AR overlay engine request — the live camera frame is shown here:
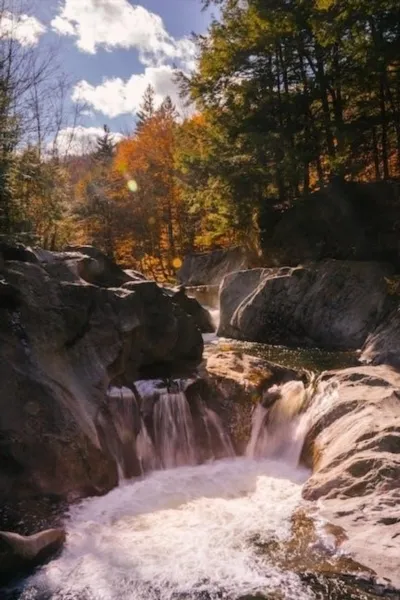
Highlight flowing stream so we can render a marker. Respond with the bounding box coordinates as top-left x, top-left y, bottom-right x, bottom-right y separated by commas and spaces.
9, 376, 349, 600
